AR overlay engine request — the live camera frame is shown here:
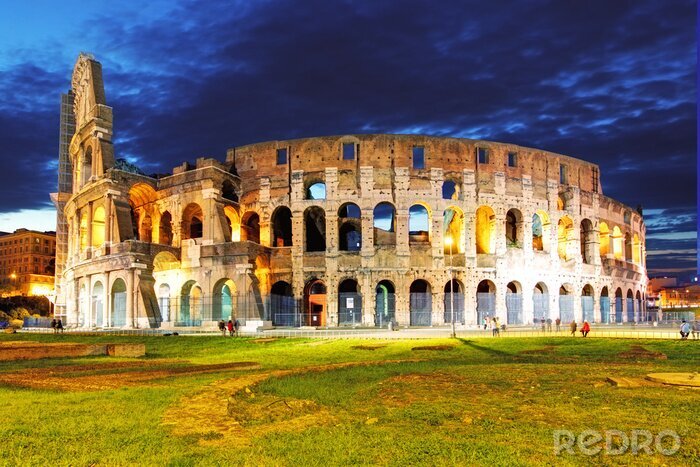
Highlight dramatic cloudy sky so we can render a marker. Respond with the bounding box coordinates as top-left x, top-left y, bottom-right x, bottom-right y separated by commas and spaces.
0, 0, 695, 277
